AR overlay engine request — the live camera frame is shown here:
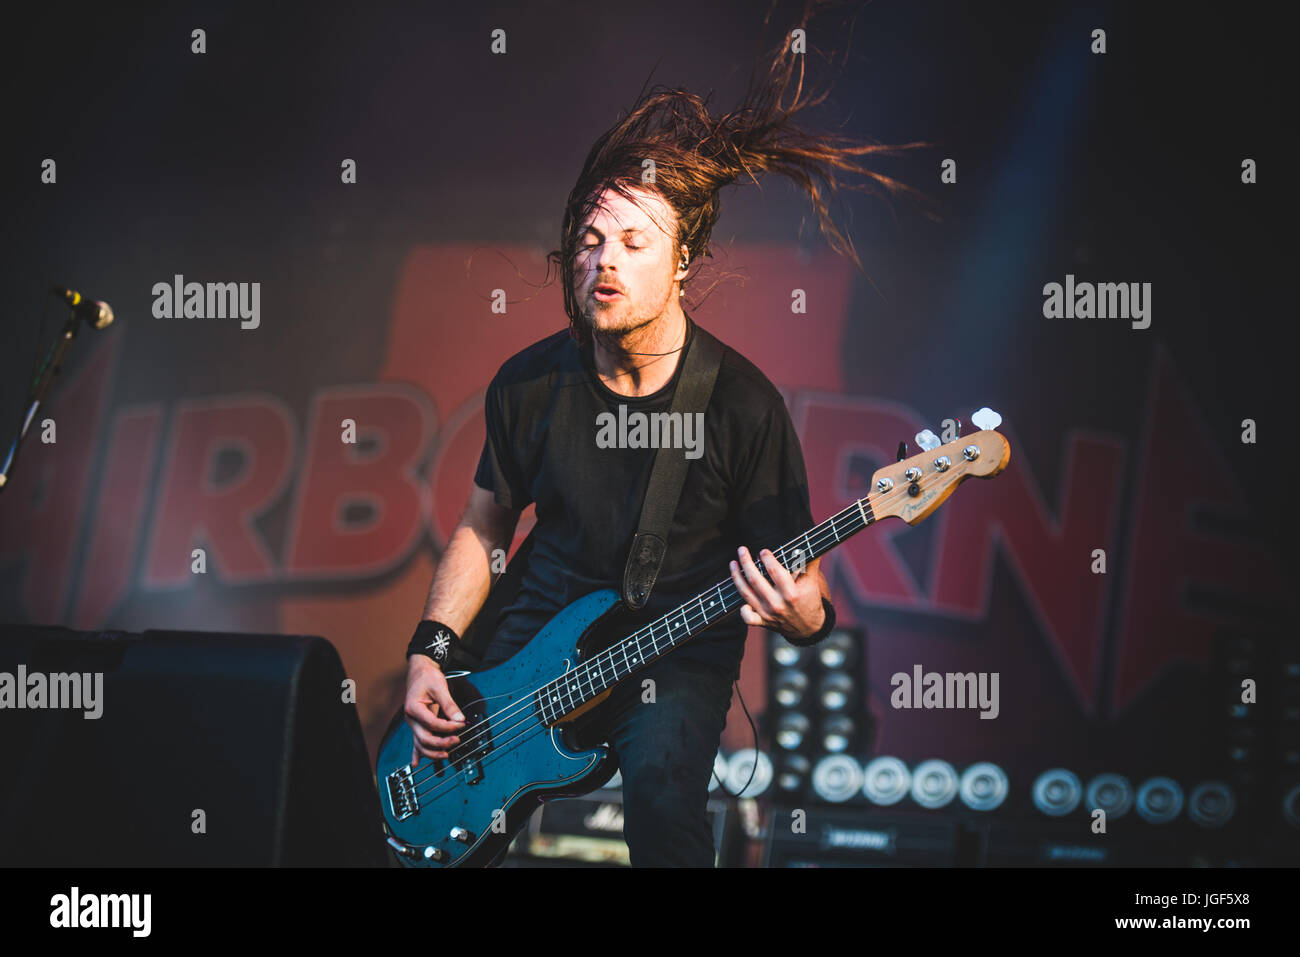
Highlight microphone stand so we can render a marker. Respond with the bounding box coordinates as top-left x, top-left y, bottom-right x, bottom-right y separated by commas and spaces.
0, 308, 86, 492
